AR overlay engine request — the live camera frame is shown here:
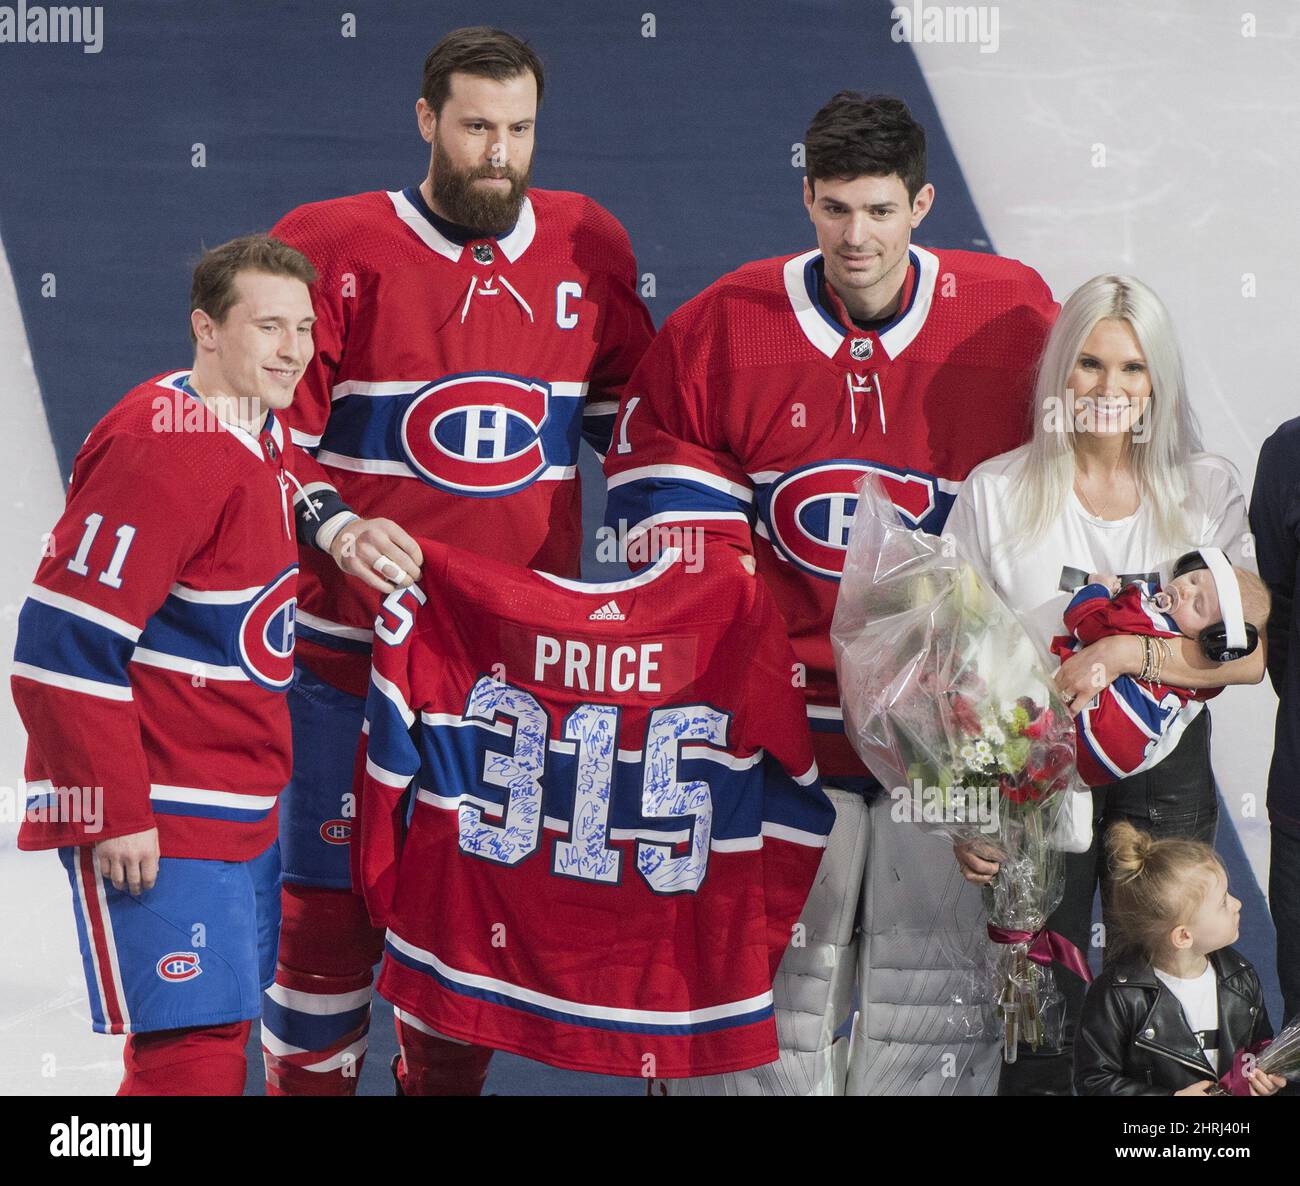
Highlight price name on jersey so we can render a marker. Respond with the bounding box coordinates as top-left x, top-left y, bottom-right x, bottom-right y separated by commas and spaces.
534, 634, 662, 693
